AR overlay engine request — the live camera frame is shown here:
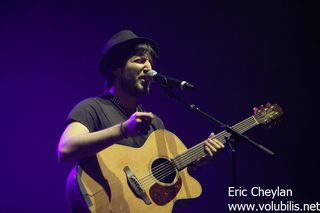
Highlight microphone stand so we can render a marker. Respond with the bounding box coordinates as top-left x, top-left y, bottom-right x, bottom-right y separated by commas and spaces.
164, 89, 274, 208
